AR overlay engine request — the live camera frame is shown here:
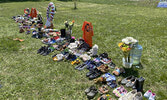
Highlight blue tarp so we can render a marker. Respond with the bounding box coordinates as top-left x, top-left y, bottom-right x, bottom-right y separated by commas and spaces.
157, 2, 167, 8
